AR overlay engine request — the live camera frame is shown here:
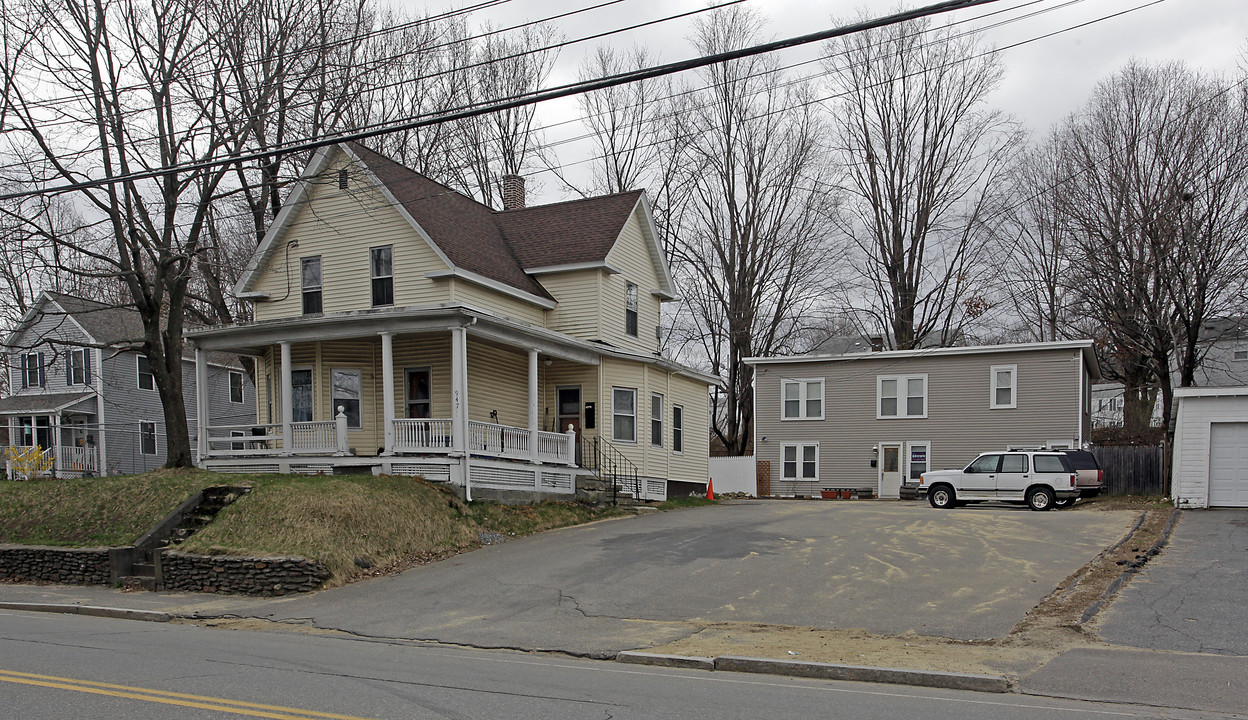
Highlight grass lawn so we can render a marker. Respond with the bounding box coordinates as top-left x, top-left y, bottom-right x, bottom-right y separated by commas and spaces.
1, 468, 663, 585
